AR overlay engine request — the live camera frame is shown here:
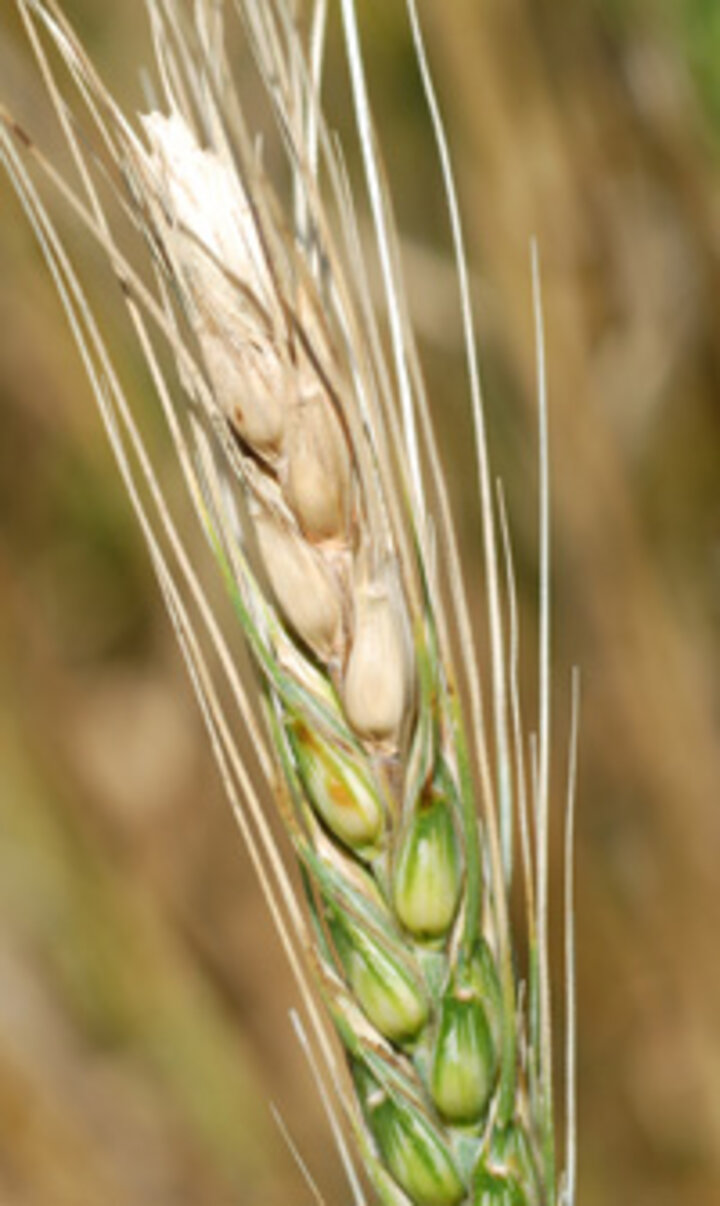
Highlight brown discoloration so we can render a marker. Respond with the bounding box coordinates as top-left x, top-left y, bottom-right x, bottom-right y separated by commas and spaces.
292, 719, 313, 750
12, 120, 33, 150
295, 722, 352, 810
327, 776, 355, 812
